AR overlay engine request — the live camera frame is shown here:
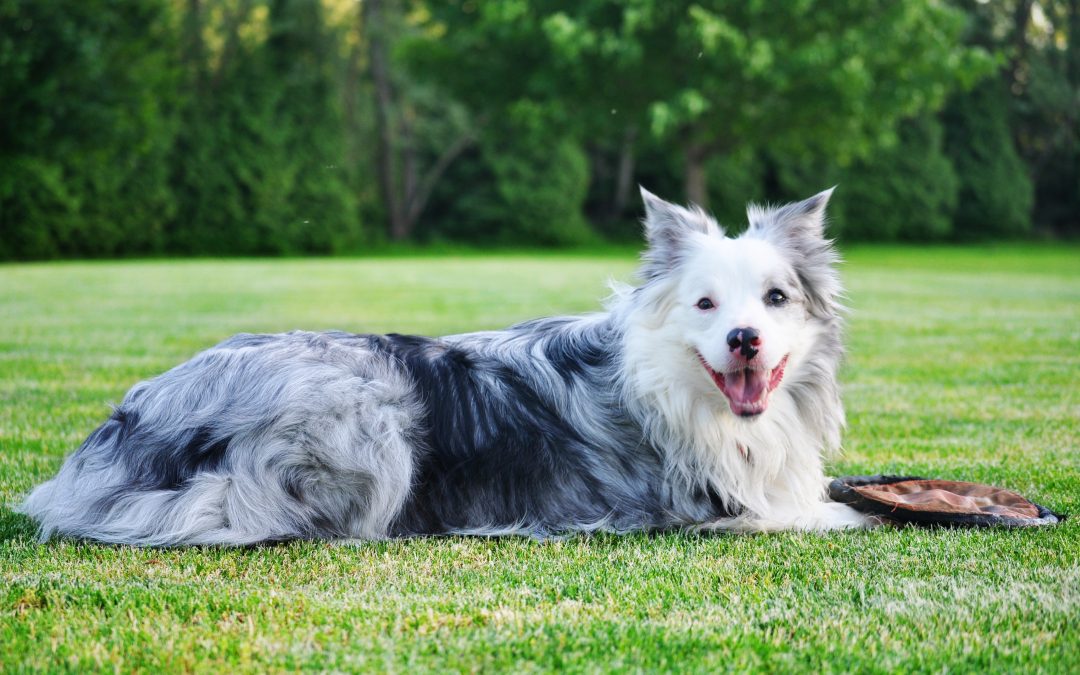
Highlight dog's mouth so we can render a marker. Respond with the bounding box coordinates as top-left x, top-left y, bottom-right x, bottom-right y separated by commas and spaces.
697, 353, 789, 418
